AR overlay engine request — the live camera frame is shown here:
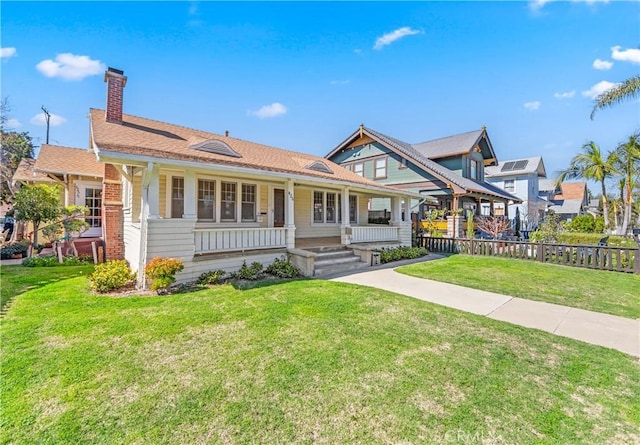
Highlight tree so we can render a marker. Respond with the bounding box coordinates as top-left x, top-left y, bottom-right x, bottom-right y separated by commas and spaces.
610, 133, 640, 235
557, 141, 615, 231
12, 184, 61, 247
475, 215, 510, 239
591, 75, 640, 119
1, 99, 35, 203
